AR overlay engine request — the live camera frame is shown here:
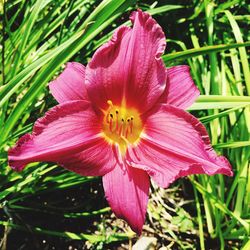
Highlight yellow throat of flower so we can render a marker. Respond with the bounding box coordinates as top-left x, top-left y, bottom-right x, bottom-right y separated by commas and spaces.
102, 100, 143, 154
